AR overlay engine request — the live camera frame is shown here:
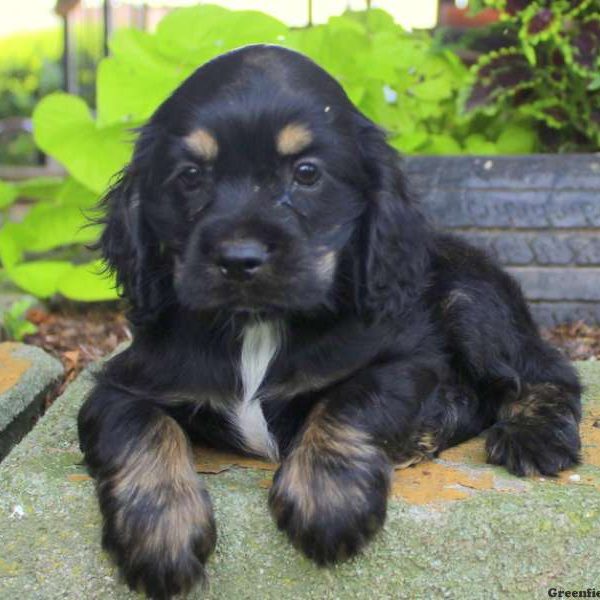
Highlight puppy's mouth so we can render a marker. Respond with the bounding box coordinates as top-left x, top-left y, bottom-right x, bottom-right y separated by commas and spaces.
173, 265, 292, 313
